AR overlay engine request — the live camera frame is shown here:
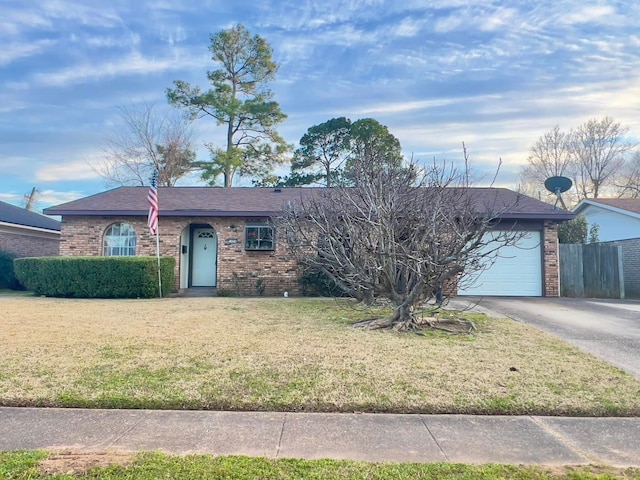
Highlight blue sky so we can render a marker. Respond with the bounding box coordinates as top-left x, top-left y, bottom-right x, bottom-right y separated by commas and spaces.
1, 0, 639, 210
